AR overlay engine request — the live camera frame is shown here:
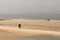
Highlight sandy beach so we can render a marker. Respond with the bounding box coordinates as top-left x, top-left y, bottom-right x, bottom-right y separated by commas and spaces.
0, 26, 60, 36
0, 19, 60, 40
